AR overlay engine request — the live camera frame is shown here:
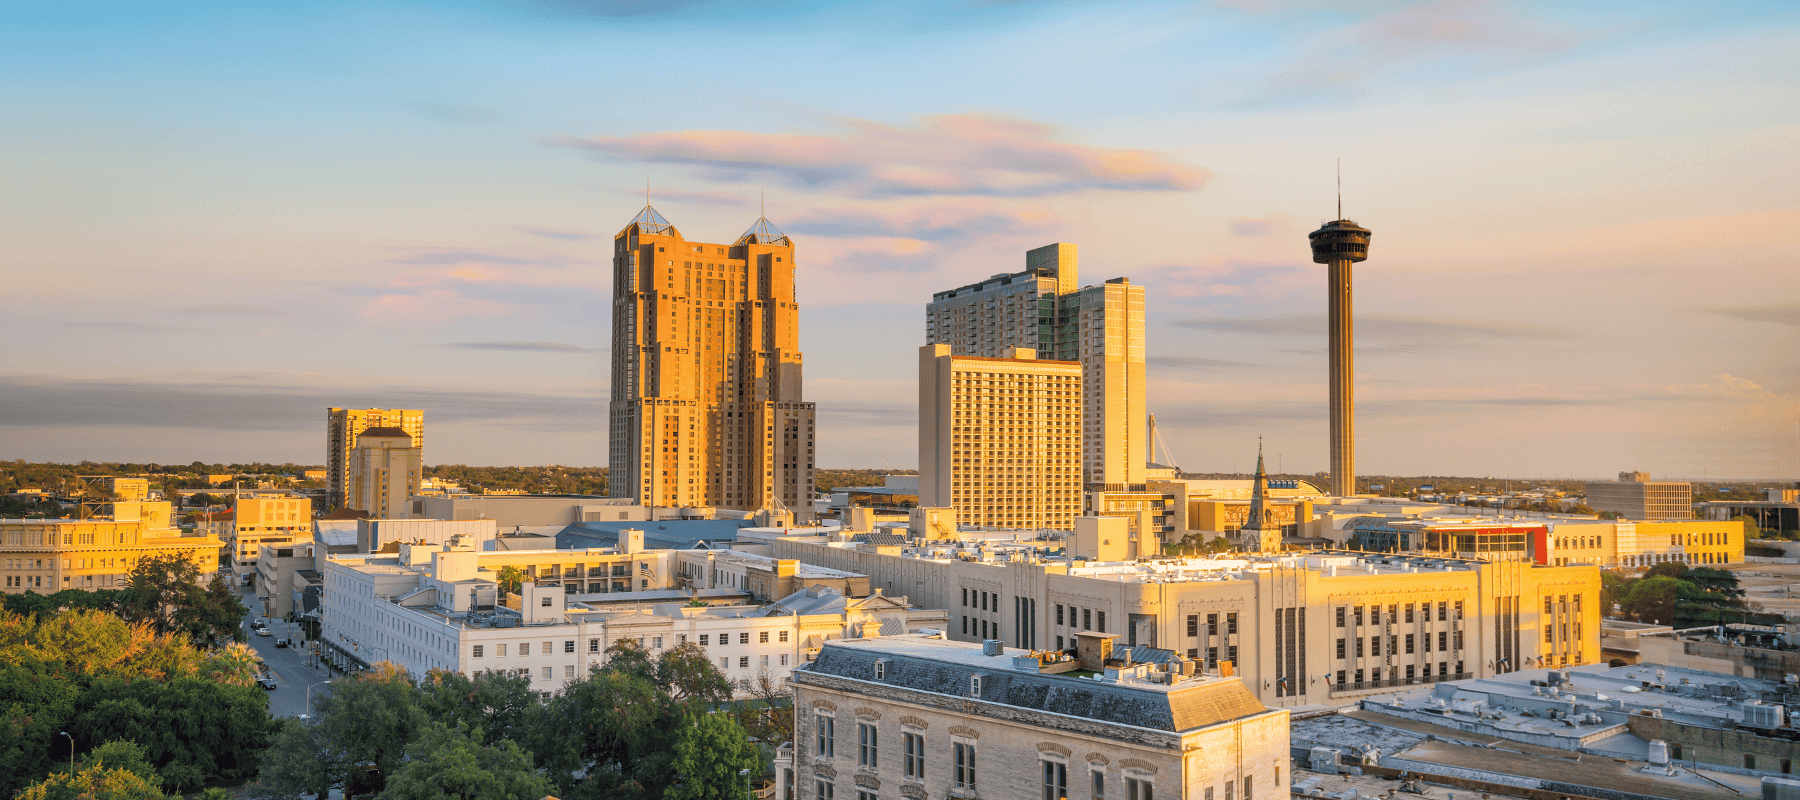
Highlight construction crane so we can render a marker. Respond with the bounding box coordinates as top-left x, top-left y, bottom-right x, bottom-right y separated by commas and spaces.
1148, 413, 1182, 475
